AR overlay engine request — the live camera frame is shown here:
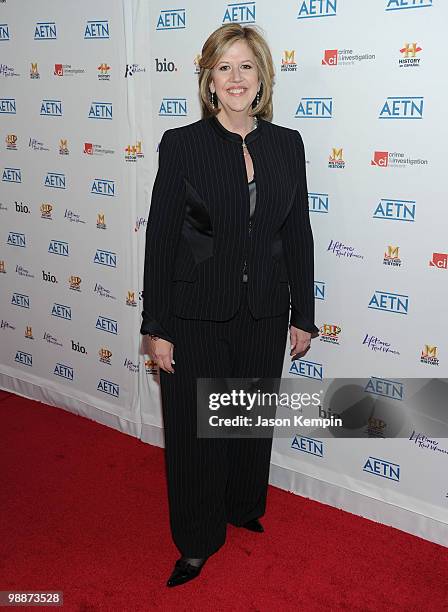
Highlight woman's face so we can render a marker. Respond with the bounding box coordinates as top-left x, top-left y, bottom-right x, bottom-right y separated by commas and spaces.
209, 39, 260, 116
